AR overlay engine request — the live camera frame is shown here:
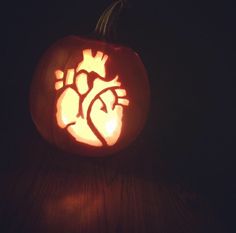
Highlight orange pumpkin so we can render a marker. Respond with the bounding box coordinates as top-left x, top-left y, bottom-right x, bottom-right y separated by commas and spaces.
30, 36, 150, 156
